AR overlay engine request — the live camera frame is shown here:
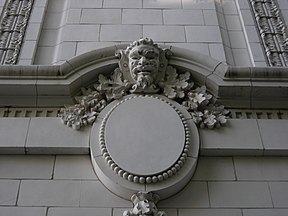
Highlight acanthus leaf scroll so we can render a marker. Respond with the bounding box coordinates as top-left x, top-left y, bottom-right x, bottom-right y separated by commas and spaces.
59, 38, 230, 130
